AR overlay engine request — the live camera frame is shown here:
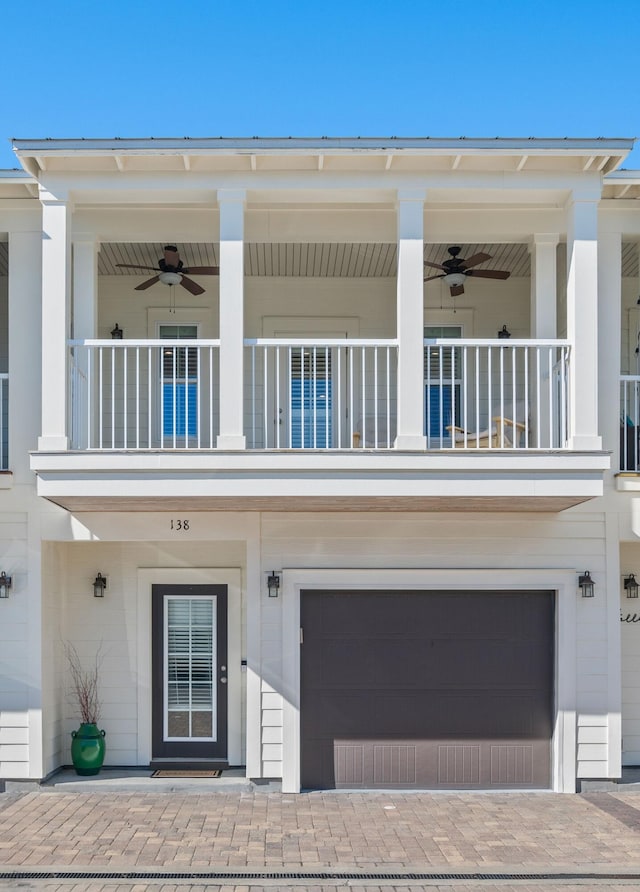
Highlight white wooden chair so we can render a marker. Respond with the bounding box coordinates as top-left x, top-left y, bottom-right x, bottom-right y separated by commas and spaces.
447, 416, 527, 448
